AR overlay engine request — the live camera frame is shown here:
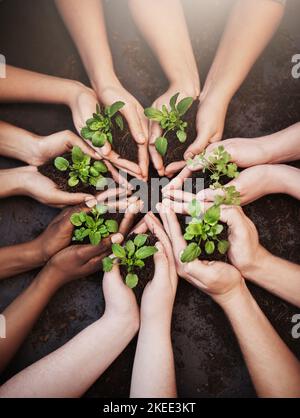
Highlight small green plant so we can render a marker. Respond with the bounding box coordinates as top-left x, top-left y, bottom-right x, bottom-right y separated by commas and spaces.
70, 204, 118, 246
102, 234, 158, 288
54, 146, 108, 188
144, 93, 193, 156
188, 145, 239, 187
81, 102, 125, 148
180, 199, 229, 263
